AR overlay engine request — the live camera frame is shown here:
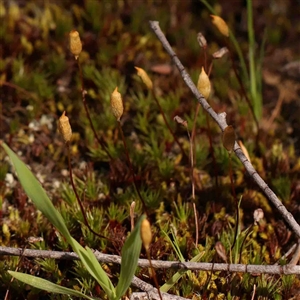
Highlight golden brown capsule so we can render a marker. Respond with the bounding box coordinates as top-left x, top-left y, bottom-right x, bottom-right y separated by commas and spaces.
58, 111, 72, 143
197, 67, 211, 99
222, 125, 236, 152
141, 218, 152, 251
69, 30, 82, 59
135, 66, 153, 90
110, 87, 124, 121
211, 15, 229, 37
